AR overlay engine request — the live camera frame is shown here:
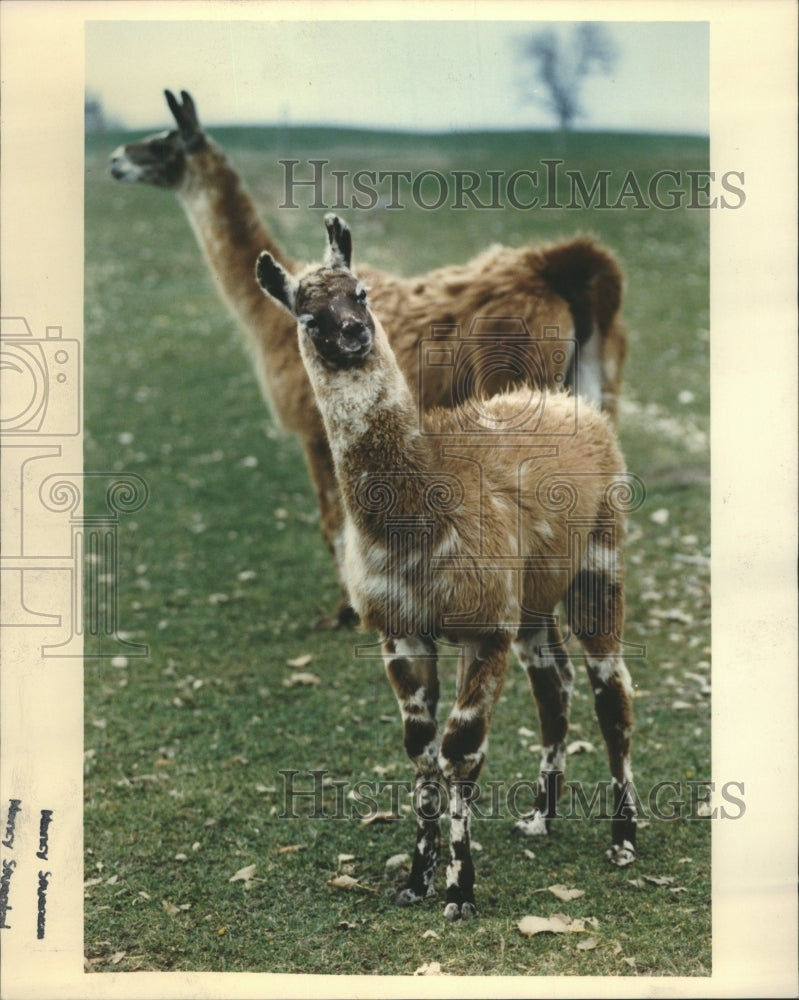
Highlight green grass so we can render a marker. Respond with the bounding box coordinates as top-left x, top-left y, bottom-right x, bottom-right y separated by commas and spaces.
83, 126, 710, 976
